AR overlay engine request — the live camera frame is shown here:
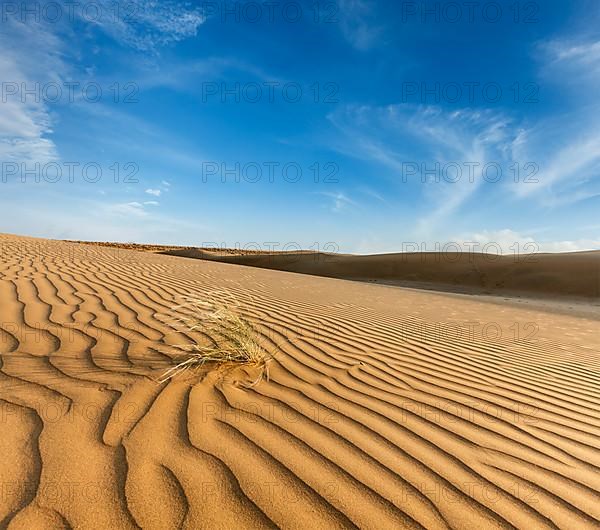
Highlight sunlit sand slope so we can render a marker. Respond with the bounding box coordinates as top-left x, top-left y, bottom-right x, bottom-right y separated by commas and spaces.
0, 234, 599, 529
